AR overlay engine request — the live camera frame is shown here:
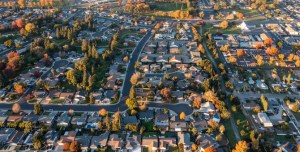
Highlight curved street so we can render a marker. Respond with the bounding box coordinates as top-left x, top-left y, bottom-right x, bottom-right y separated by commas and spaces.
0, 30, 194, 115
